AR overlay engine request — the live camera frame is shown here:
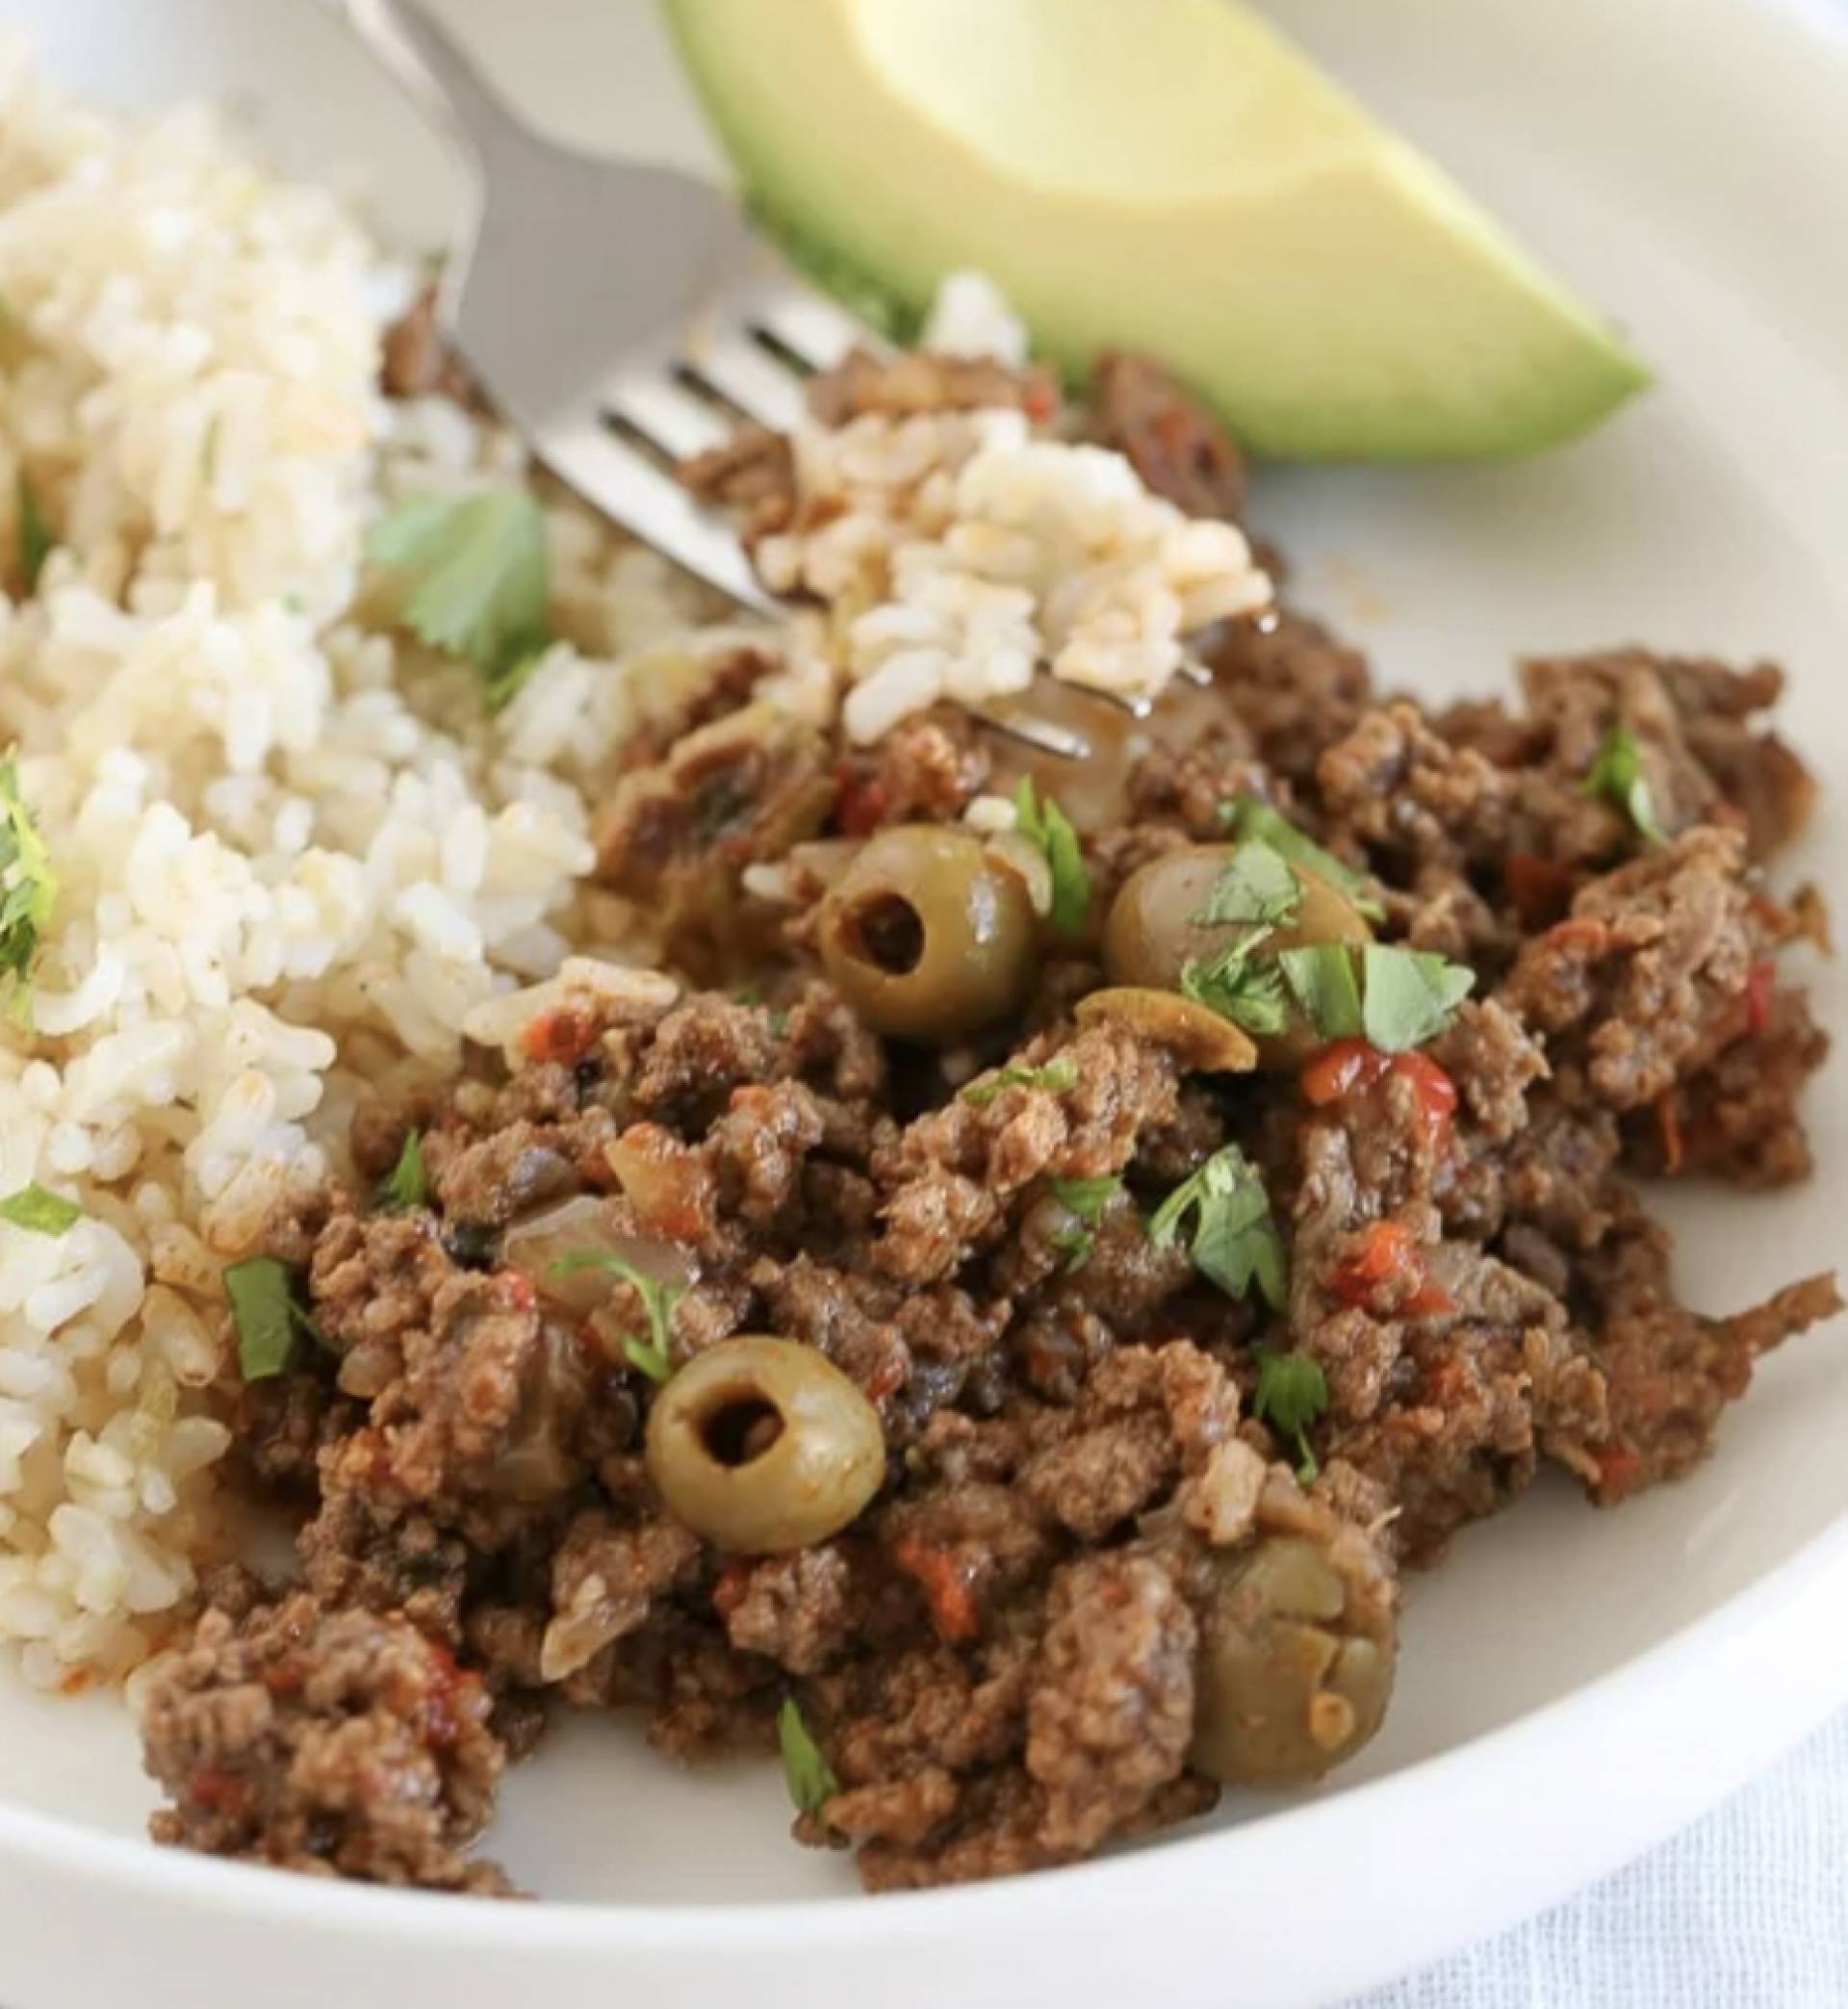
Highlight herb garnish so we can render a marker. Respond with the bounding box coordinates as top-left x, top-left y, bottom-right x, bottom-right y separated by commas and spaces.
1013, 777, 1090, 939
376, 1130, 429, 1211
1178, 839, 1300, 1036
550, 1252, 683, 1382
1252, 1348, 1329, 1484
1046, 1173, 1122, 1273
1583, 723, 1665, 845
1193, 838, 1299, 930
1147, 1146, 1288, 1312
1276, 943, 1365, 1041
1360, 944, 1476, 1053
778, 1697, 839, 1816
15, 471, 50, 593
0, 1182, 80, 1235
0, 756, 57, 1025
1219, 798, 1385, 921
367, 489, 551, 707
224, 1256, 323, 1382
1181, 934, 1292, 1038
961, 1056, 1080, 1108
